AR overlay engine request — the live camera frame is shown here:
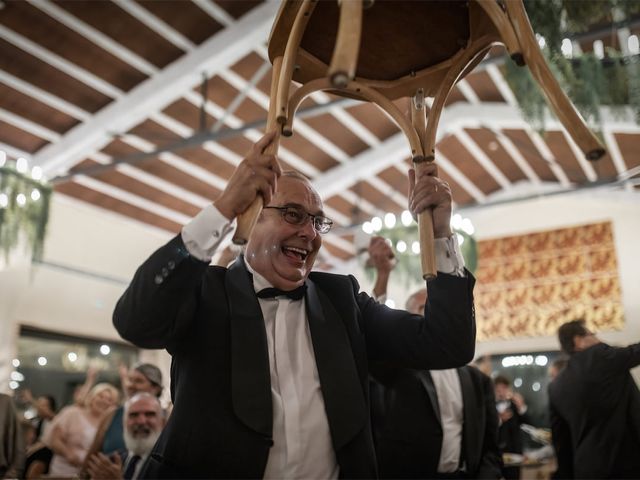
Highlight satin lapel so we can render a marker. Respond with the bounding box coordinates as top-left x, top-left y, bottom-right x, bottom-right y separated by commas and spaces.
305, 279, 367, 450
458, 367, 477, 466
418, 371, 441, 426
226, 257, 272, 438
